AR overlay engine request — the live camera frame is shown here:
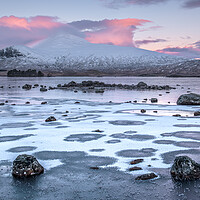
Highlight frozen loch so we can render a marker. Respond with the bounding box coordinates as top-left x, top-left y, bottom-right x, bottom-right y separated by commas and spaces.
0, 76, 200, 200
